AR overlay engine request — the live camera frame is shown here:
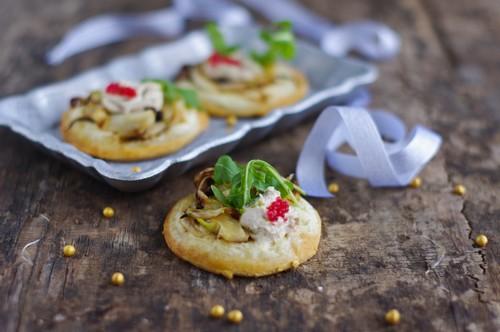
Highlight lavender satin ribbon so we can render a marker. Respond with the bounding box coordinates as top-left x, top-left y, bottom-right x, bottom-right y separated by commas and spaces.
240, 0, 400, 60
46, 0, 399, 64
297, 106, 442, 197
46, 0, 251, 65
46, 8, 184, 65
